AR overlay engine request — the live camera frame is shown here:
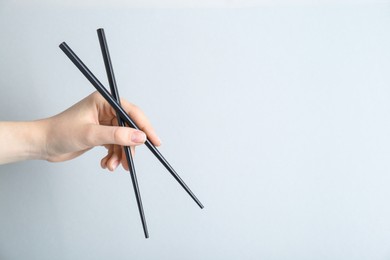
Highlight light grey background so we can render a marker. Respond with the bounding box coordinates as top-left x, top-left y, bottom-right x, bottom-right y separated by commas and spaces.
1, 1, 390, 259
